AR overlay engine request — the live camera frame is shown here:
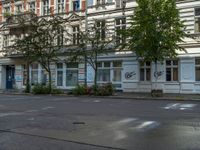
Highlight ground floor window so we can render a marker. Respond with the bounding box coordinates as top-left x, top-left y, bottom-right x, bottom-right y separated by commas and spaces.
195, 58, 200, 81
31, 64, 38, 85
66, 63, 78, 86
57, 63, 63, 86
166, 60, 178, 81
140, 61, 151, 81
